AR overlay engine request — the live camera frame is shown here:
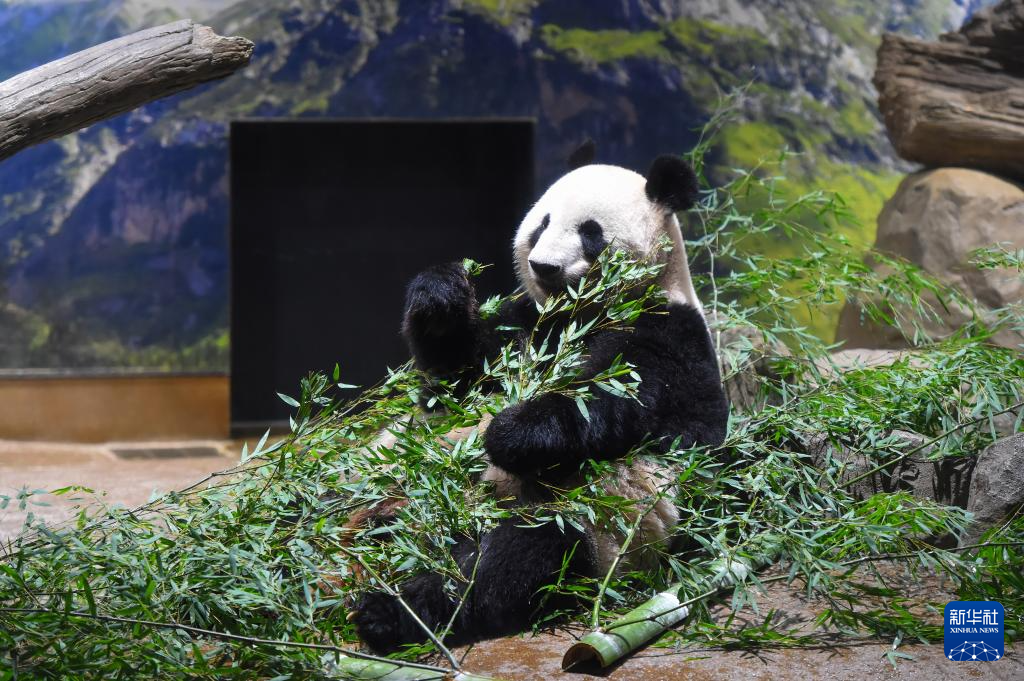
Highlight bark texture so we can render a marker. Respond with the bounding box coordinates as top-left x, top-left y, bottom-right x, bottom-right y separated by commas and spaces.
875, 0, 1024, 179
0, 20, 252, 162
